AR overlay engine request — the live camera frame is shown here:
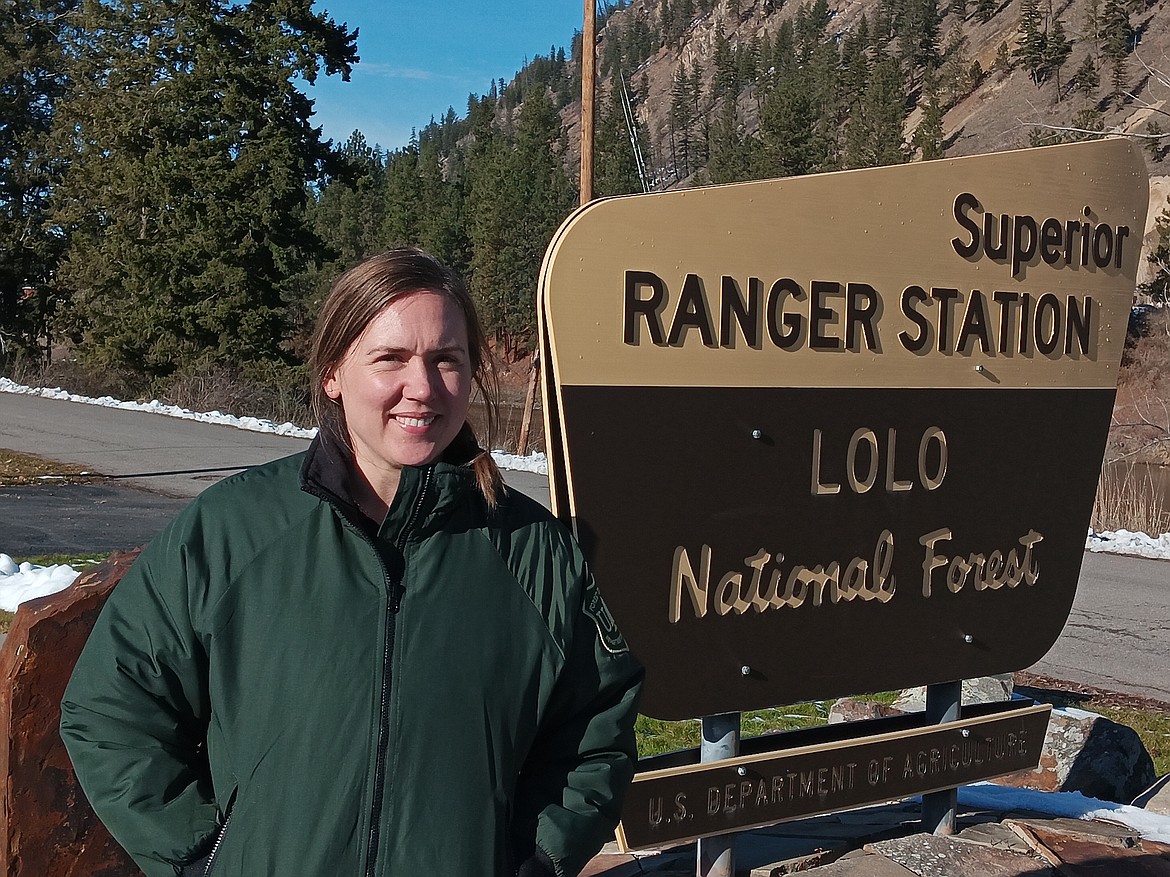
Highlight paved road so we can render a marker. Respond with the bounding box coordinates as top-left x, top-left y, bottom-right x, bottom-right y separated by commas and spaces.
2, 484, 190, 556
0, 390, 549, 553
2, 390, 1166, 702
1028, 551, 1170, 703
1, 391, 311, 498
